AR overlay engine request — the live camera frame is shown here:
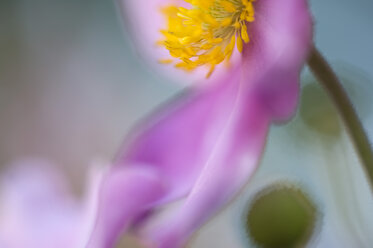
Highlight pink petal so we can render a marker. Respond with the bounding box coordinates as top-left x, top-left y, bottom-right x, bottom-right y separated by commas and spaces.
241, 0, 312, 121
137, 88, 270, 248
0, 160, 81, 248
89, 65, 270, 247
0, 160, 103, 248
120, 65, 258, 199
87, 166, 168, 248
